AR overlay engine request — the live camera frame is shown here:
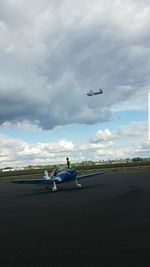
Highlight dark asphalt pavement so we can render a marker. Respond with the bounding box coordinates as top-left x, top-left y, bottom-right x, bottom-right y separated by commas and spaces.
0, 171, 150, 267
